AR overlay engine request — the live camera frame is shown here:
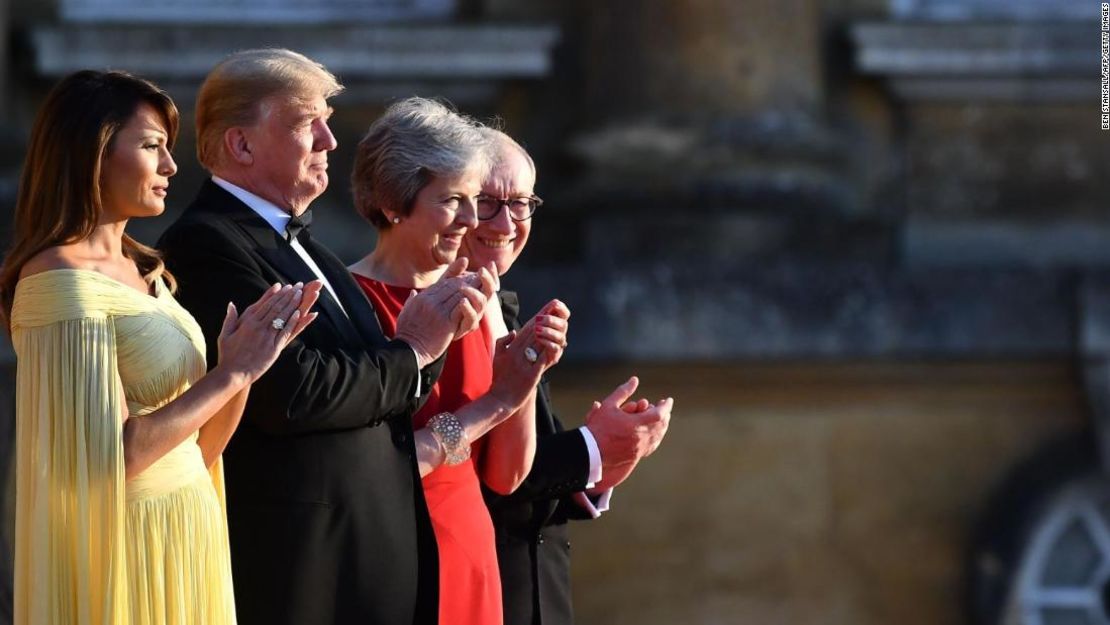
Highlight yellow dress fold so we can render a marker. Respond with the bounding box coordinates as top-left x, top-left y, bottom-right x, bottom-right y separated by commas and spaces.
11, 269, 236, 625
